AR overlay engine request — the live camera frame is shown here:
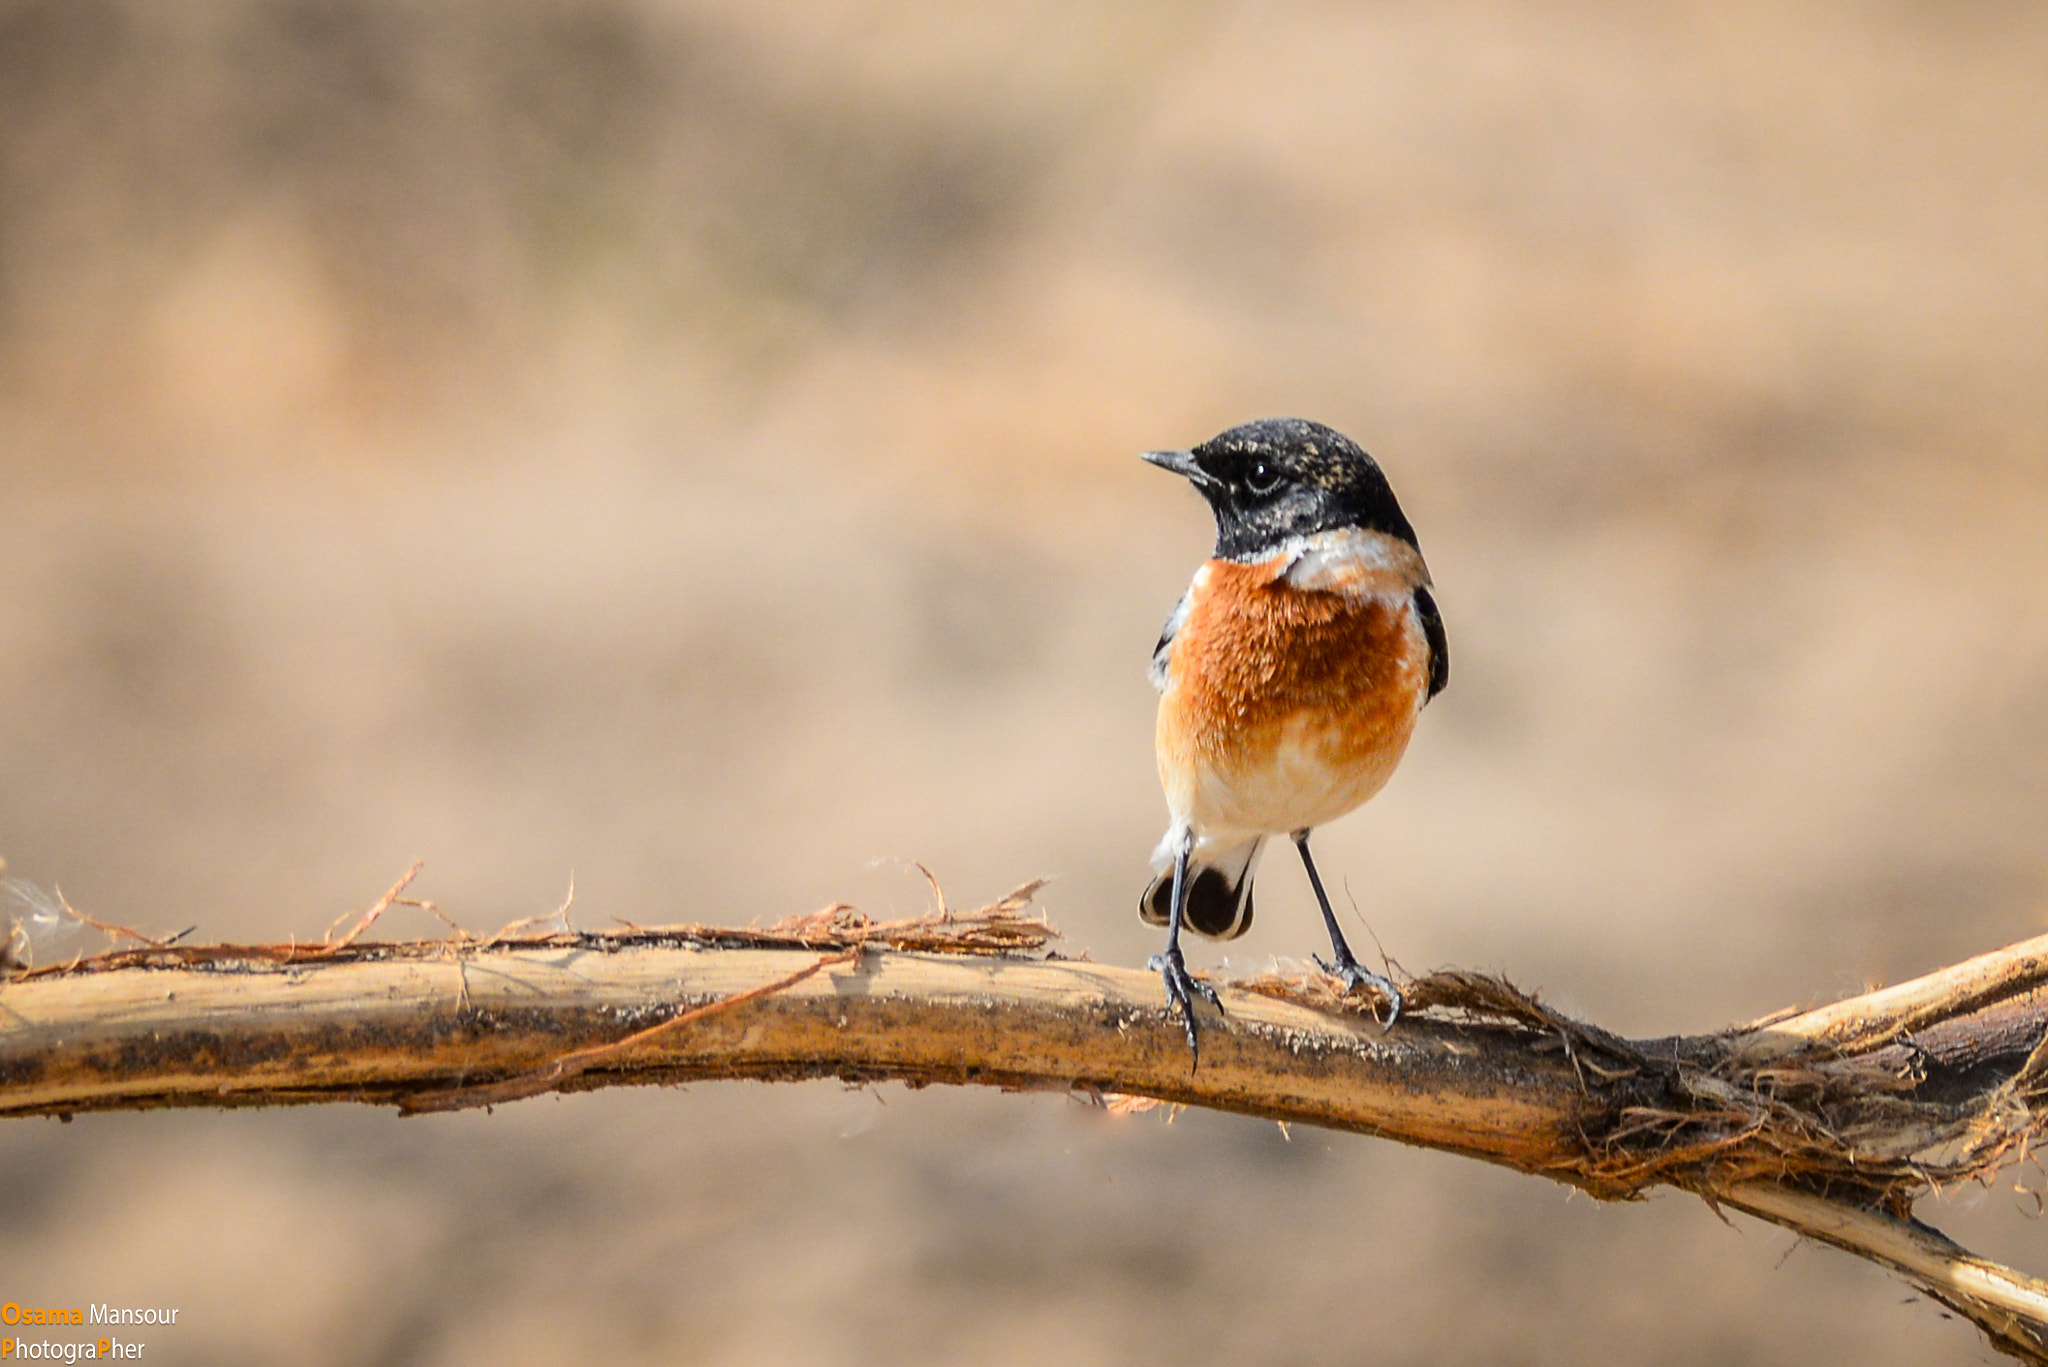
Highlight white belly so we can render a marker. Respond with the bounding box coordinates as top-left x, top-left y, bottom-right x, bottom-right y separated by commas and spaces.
1186, 713, 1412, 838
